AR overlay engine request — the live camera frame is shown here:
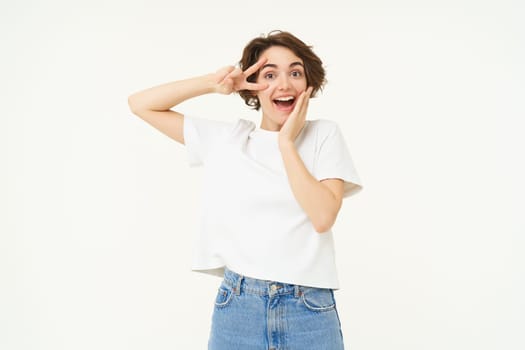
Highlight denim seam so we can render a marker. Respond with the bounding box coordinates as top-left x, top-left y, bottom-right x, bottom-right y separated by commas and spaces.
301, 293, 336, 312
